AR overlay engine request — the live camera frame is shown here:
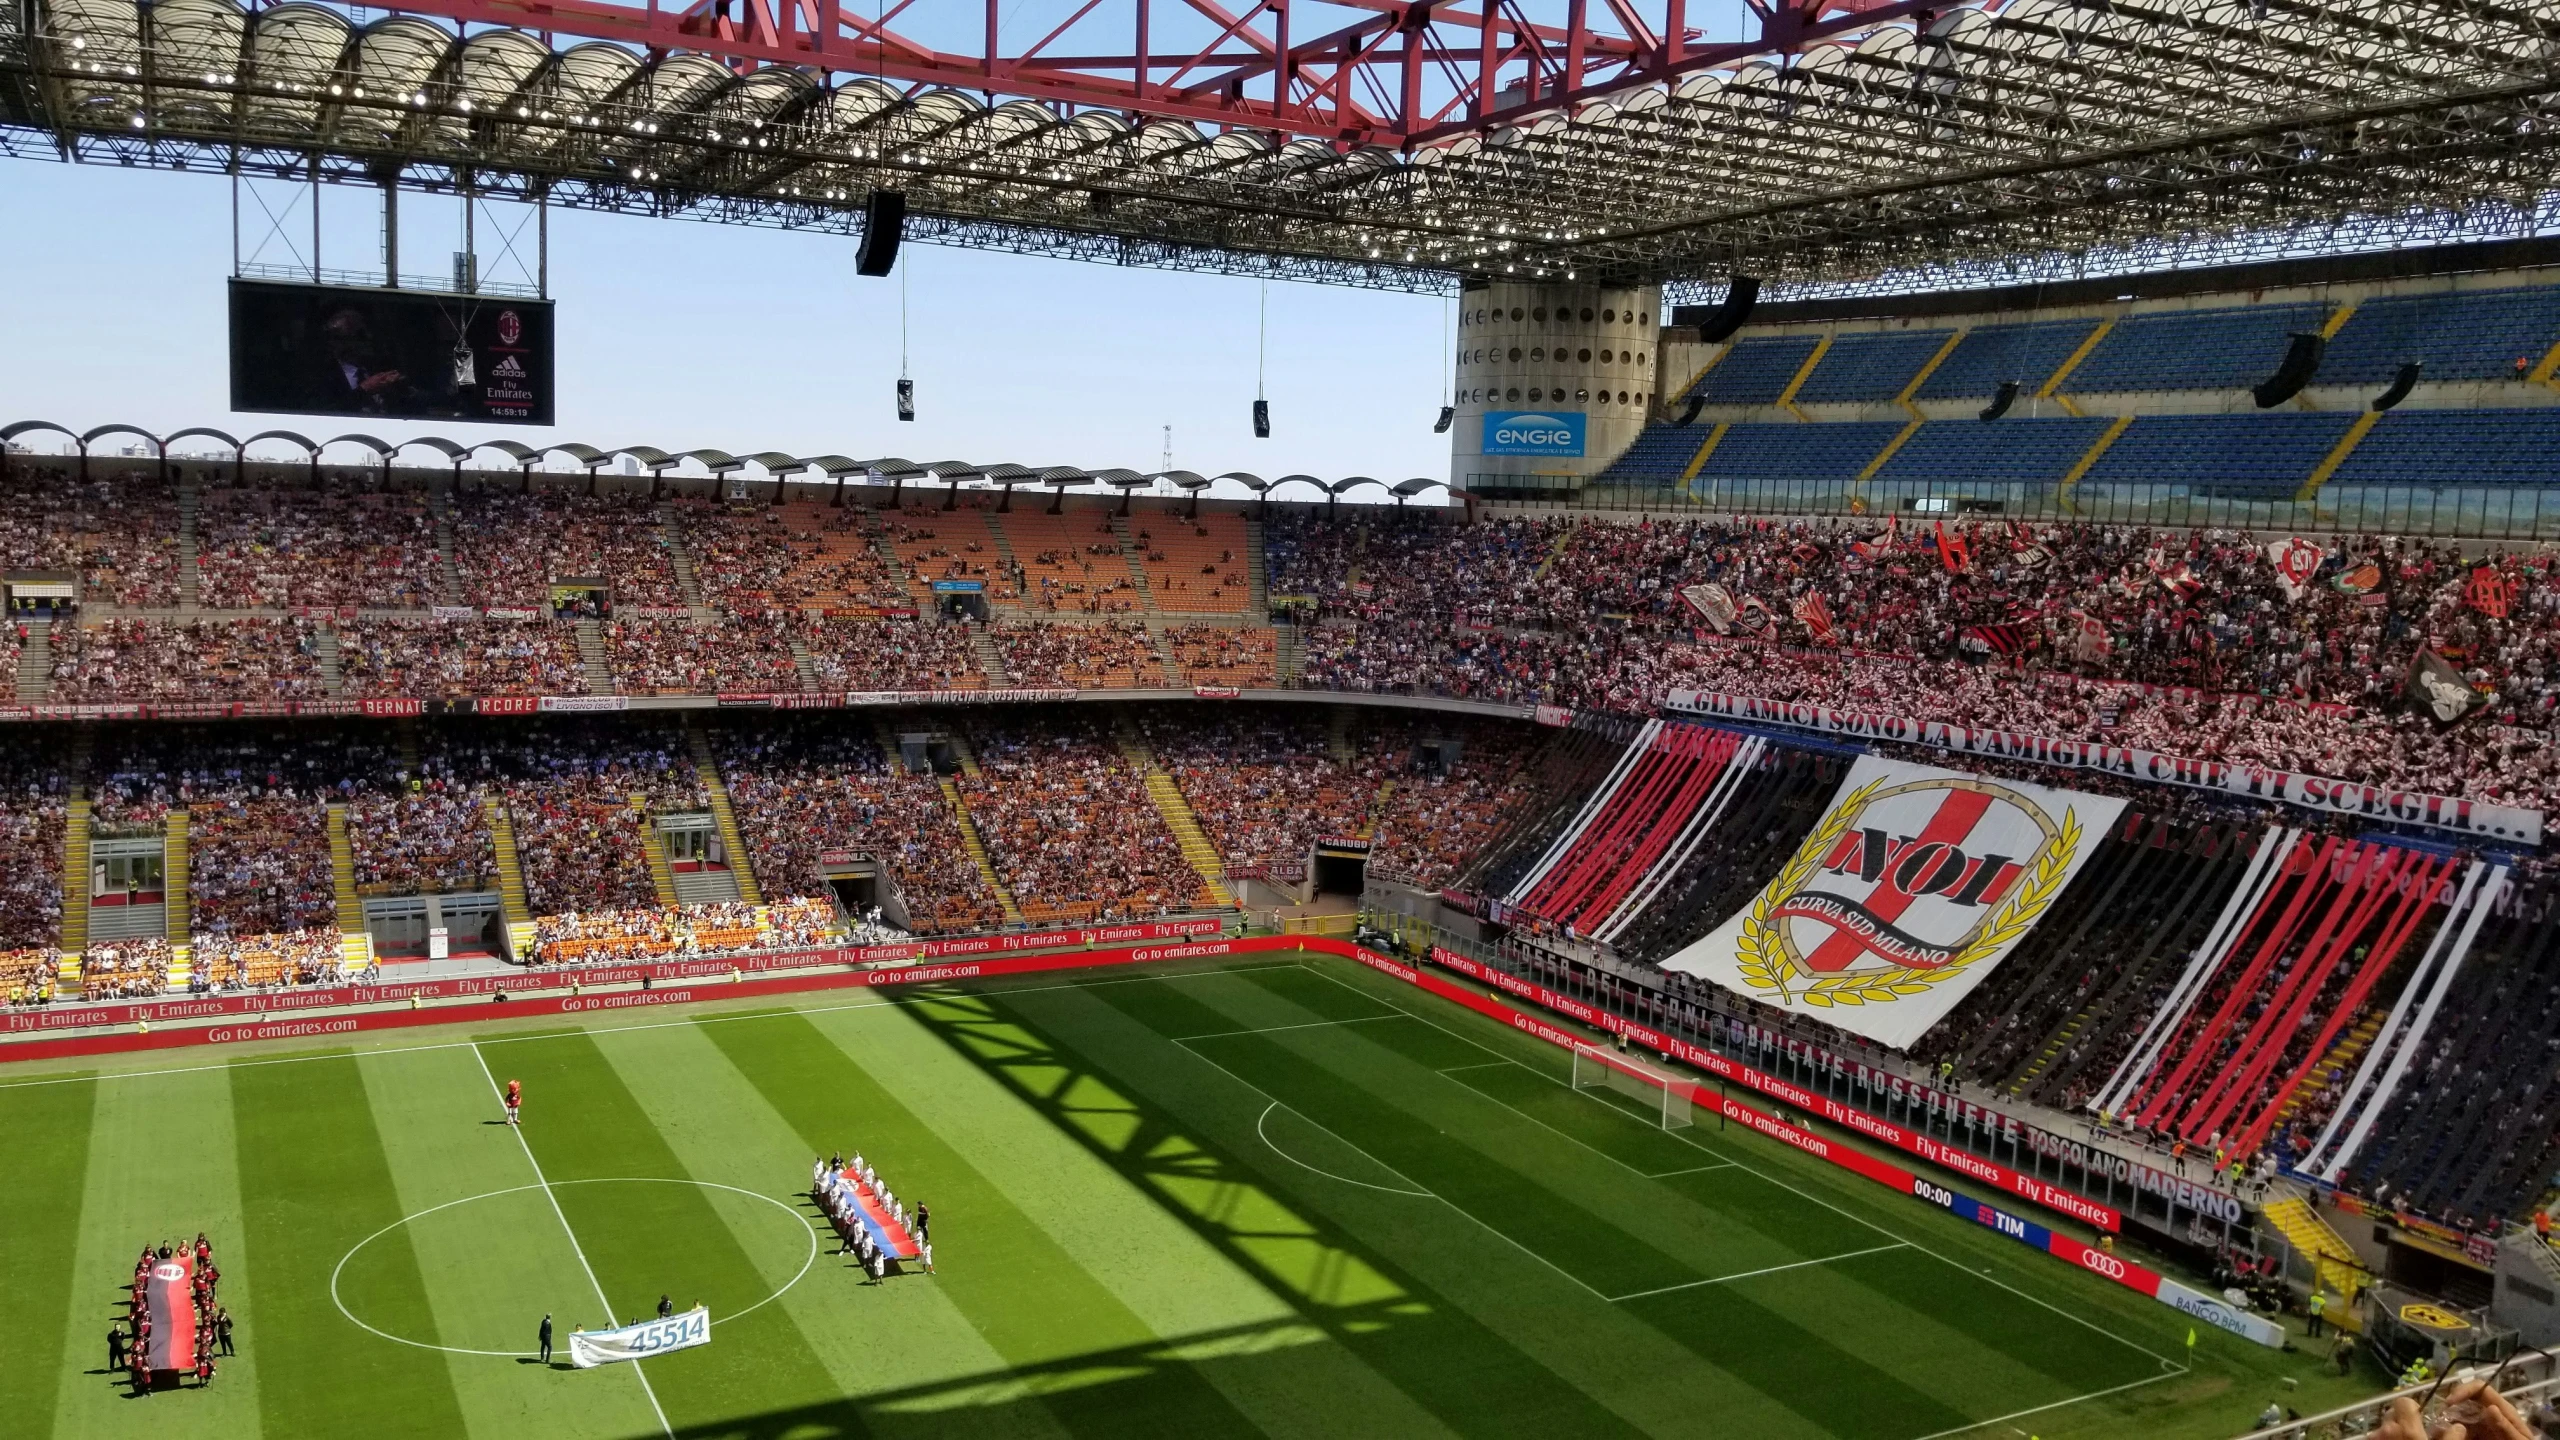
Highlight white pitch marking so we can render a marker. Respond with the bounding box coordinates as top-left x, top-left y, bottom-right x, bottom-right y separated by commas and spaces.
1605, 1243, 1909, 1303
1174, 1013, 1410, 1042
472, 1043, 674, 1438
